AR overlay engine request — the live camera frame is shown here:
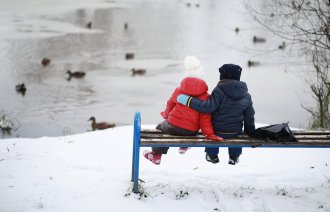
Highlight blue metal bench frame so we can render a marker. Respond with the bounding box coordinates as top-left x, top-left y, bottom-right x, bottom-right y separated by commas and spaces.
131, 111, 330, 193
